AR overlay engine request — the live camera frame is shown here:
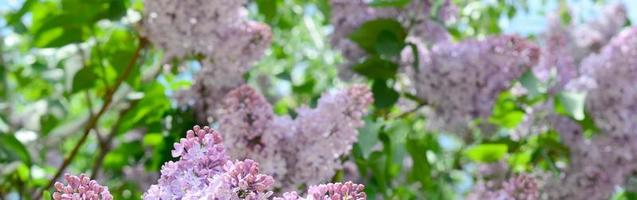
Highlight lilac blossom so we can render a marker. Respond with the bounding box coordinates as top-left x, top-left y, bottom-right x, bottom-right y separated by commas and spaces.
52, 174, 113, 200
571, 28, 637, 135
219, 85, 373, 189
571, 3, 627, 61
468, 174, 540, 200
143, 0, 273, 120
273, 181, 366, 200
543, 116, 637, 200
143, 125, 228, 199
409, 35, 539, 134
